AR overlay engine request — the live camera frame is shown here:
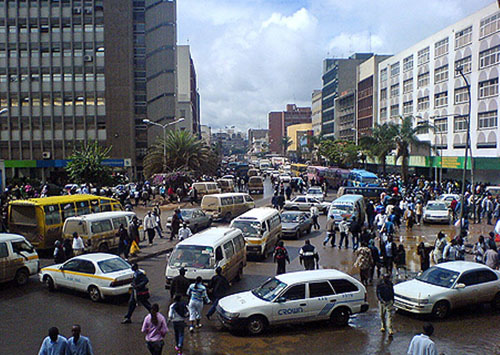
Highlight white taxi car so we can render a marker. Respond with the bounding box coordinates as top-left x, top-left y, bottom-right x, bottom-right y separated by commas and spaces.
40, 253, 135, 302
217, 269, 368, 335
423, 201, 451, 224
284, 196, 328, 215
305, 187, 325, 202
394, 261, 500, 319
